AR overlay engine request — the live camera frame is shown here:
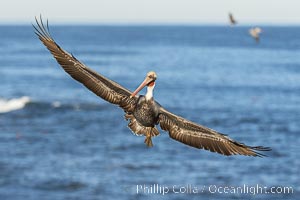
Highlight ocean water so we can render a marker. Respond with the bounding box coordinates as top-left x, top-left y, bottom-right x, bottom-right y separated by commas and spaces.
0, 25, 299, 200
